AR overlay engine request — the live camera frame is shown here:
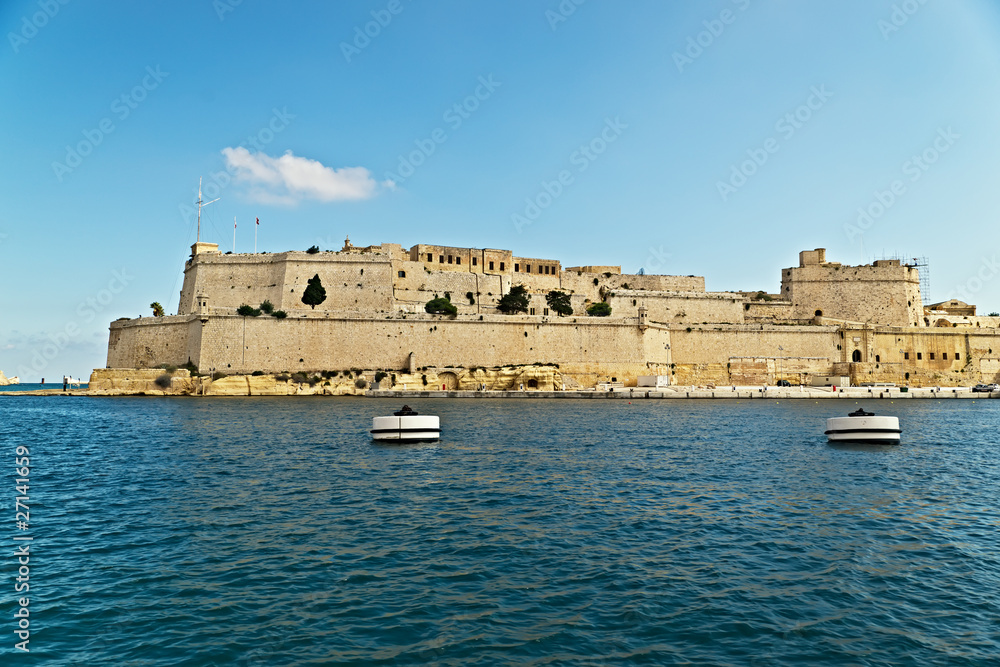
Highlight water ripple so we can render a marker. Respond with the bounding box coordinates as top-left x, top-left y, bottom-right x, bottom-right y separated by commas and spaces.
1, 397, 999, 665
